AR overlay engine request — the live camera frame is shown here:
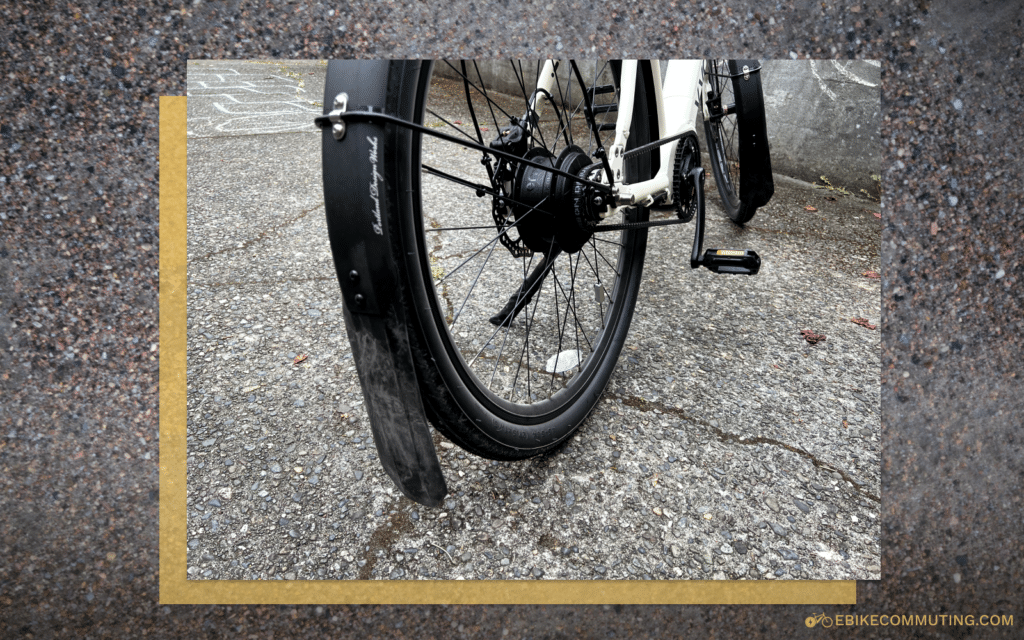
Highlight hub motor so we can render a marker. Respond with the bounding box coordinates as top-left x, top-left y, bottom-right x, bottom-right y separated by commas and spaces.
509, 145, 601, 254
